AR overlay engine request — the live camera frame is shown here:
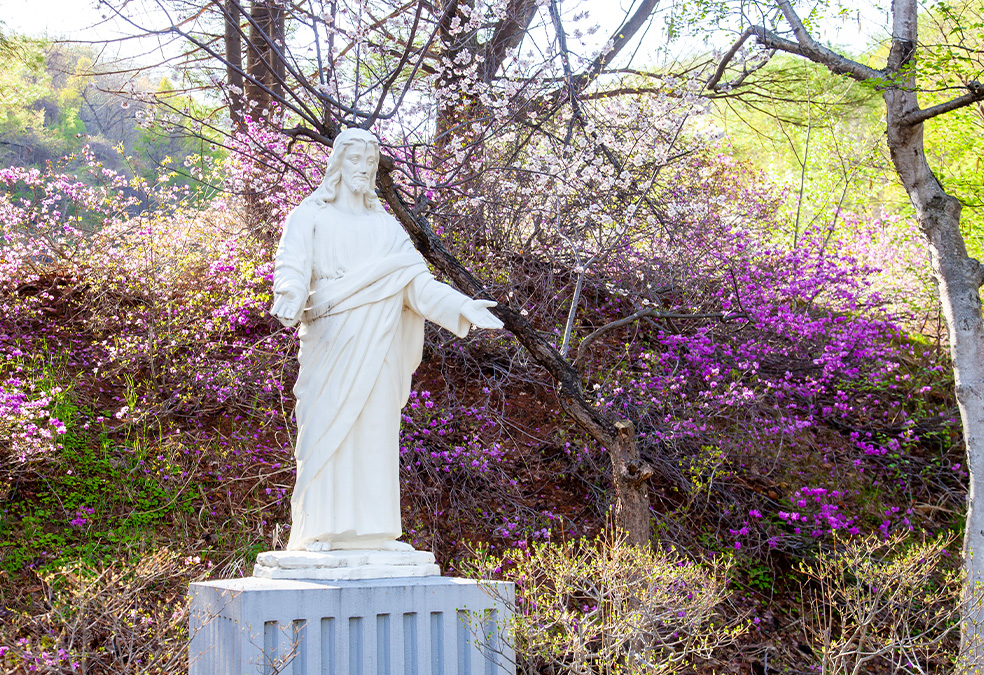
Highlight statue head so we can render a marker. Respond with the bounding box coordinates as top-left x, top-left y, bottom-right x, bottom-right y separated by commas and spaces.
312, 128, 384, 212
